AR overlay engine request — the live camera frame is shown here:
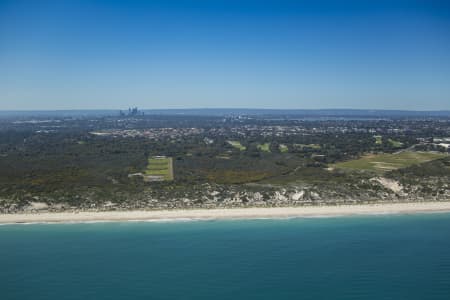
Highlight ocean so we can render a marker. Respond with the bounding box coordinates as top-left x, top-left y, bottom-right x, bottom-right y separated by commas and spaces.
1, 213, 450, 299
